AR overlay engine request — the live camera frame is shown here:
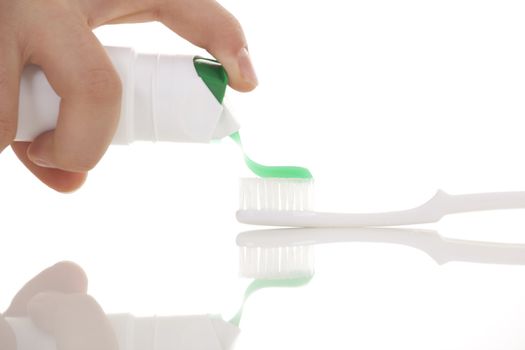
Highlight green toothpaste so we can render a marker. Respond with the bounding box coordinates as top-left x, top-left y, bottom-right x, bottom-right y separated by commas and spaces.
230, 277, 313, 326
230, 131, 313, 179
